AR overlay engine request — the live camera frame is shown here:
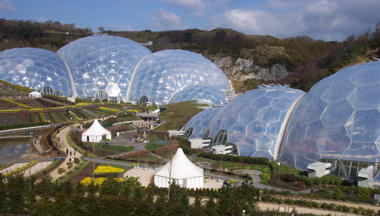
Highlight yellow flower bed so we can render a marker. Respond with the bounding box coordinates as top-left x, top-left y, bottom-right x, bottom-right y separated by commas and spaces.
28, 108, 43, 111
5, 160, 37, 176
76, 102, 90, 106
39, 112, 46, 122
0, 98, 31, 108
126, 109, 140, 113
80, 177, 124, 186
99, 107, 120, 112
93, 165, 125, 175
